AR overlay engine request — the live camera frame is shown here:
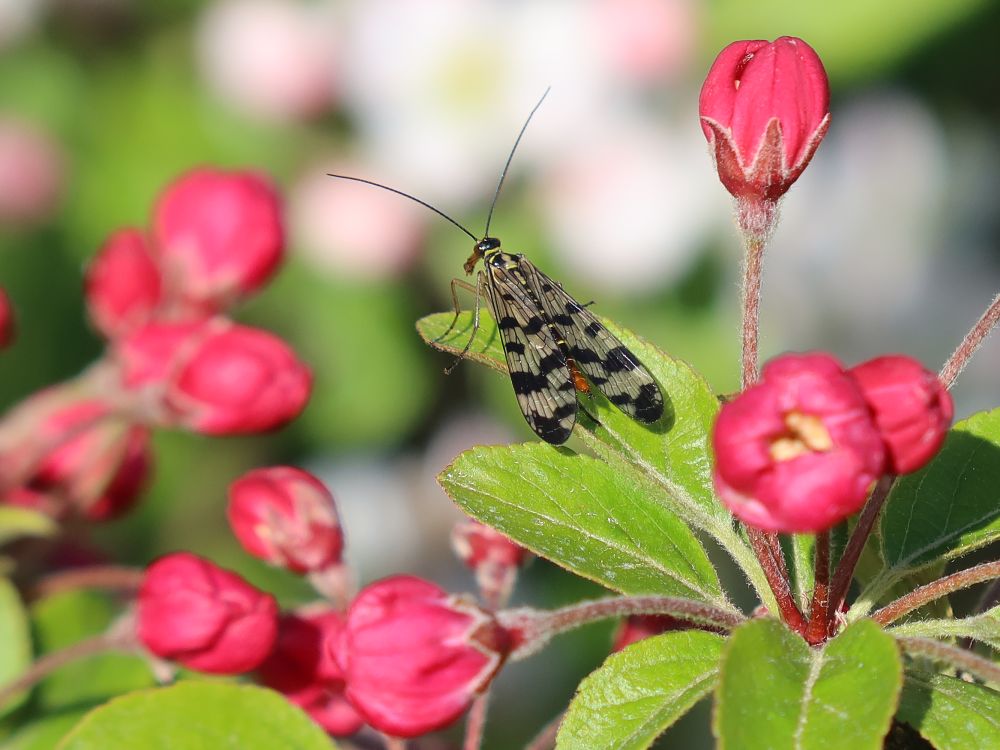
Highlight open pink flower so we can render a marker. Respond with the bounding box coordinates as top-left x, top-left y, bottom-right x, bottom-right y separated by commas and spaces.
333, 575, 511, 738
713, 353, 885, 532
849, 355, 953, 475
699, 37, 829, 204
137, 552, 278, 674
